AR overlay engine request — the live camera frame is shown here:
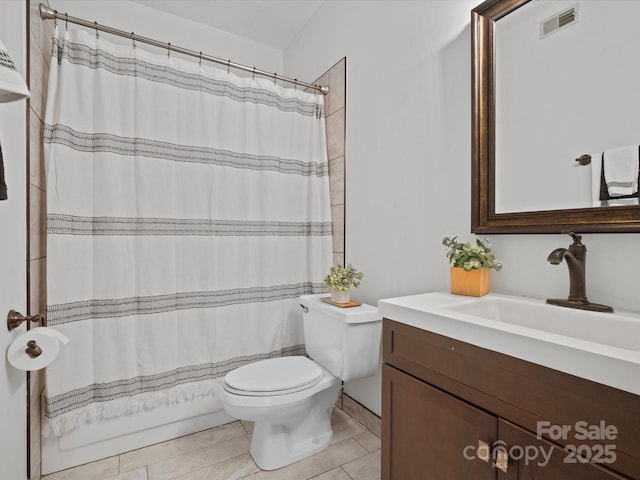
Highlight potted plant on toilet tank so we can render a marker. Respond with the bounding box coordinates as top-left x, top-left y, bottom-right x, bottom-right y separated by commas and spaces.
323, 263, 364, 304
442, 236, 502, 297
